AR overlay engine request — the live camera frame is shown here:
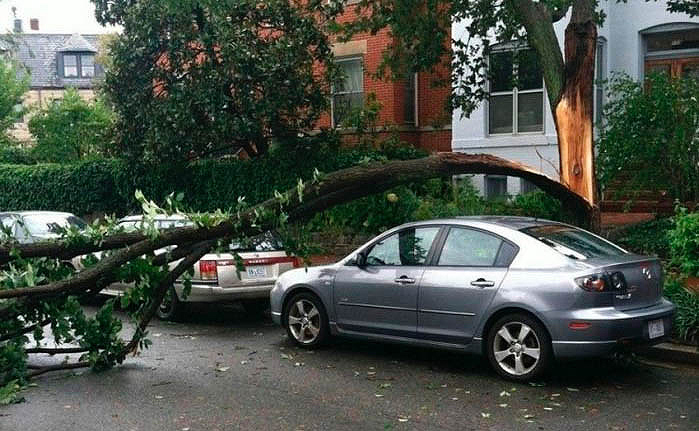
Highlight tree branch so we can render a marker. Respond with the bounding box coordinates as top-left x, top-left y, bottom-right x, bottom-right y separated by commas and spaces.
26, 361, 90, 378
0, 153, 593, 273
118, 241, 215, 360
508, 0, 567, 109
25, 347, 88, 355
